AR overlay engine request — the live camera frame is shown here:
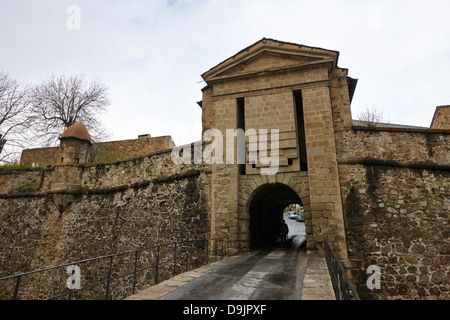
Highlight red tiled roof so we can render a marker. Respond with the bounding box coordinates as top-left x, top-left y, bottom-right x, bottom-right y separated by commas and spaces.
60, 123, 91, 142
